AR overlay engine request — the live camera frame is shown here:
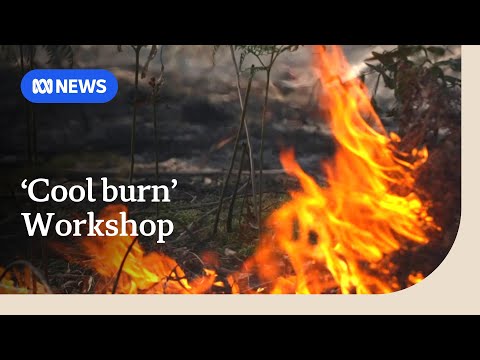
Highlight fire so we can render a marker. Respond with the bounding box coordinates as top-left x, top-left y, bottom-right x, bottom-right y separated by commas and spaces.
407, 272, 424, 286
3, 46, 437, 295
80, 204, 217, 294
0, 267, 29, 294
64, 46, 437, 294
0, 266, 47, 294
242, 45, 437, 294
